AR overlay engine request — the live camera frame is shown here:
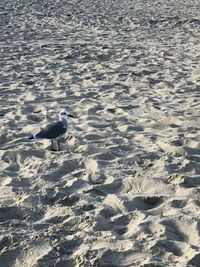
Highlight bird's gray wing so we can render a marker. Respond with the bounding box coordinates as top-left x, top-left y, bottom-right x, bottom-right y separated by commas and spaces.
35, 121, 66, 139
